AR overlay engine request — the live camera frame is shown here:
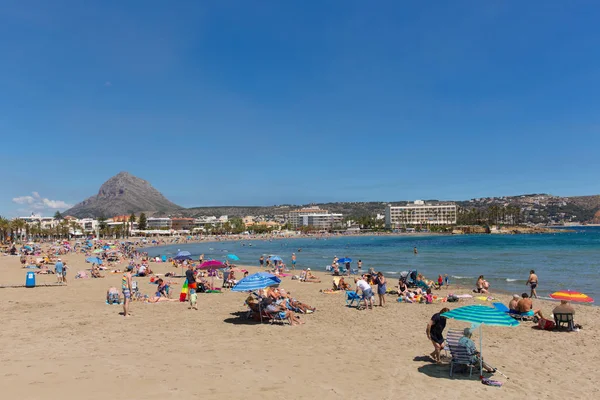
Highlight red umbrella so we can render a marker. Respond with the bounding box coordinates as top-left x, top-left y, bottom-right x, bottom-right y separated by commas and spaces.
549, 290, 594, 303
